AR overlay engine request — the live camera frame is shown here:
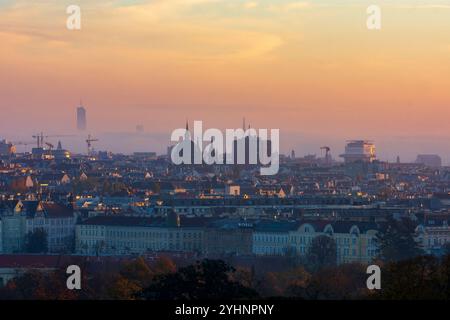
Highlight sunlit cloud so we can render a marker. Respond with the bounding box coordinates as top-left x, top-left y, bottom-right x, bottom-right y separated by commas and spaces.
243, 1, 259, 9
267, 1, 310, 12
